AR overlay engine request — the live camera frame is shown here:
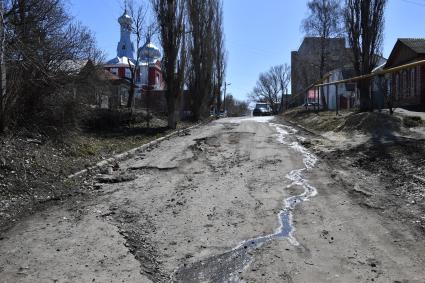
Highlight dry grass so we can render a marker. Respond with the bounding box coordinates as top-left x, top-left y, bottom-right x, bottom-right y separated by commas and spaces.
282, 107, 405, 135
